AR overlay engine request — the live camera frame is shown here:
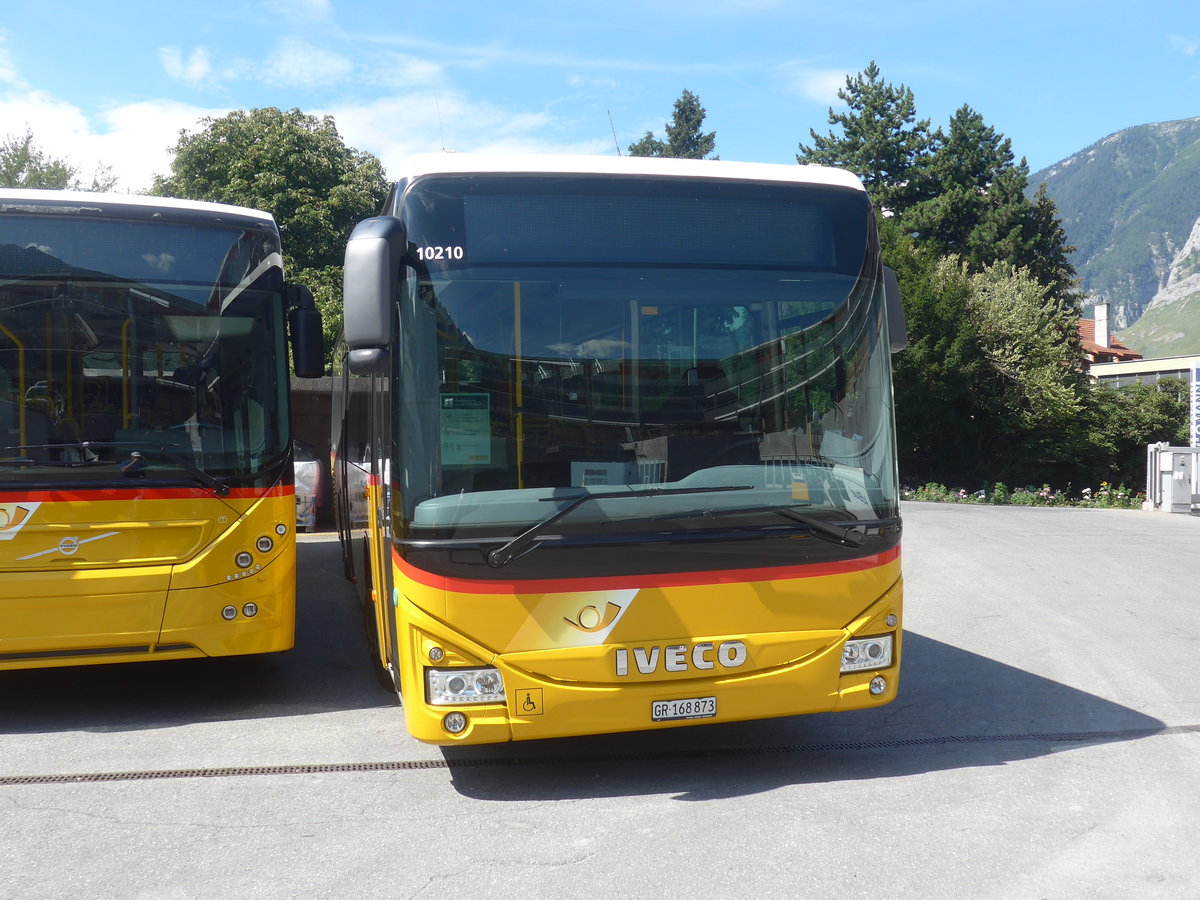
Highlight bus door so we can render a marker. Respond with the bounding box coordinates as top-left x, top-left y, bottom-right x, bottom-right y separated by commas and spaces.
365, 370, 401, 693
